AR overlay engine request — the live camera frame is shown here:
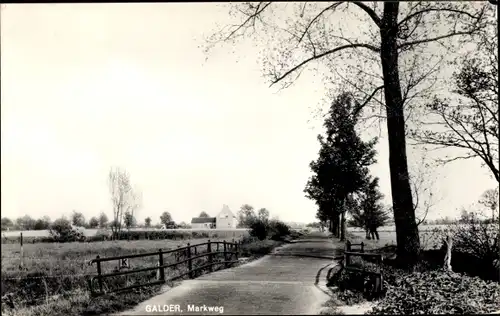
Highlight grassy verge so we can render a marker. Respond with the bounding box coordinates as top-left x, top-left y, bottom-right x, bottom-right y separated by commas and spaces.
1, 236, 283, 316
